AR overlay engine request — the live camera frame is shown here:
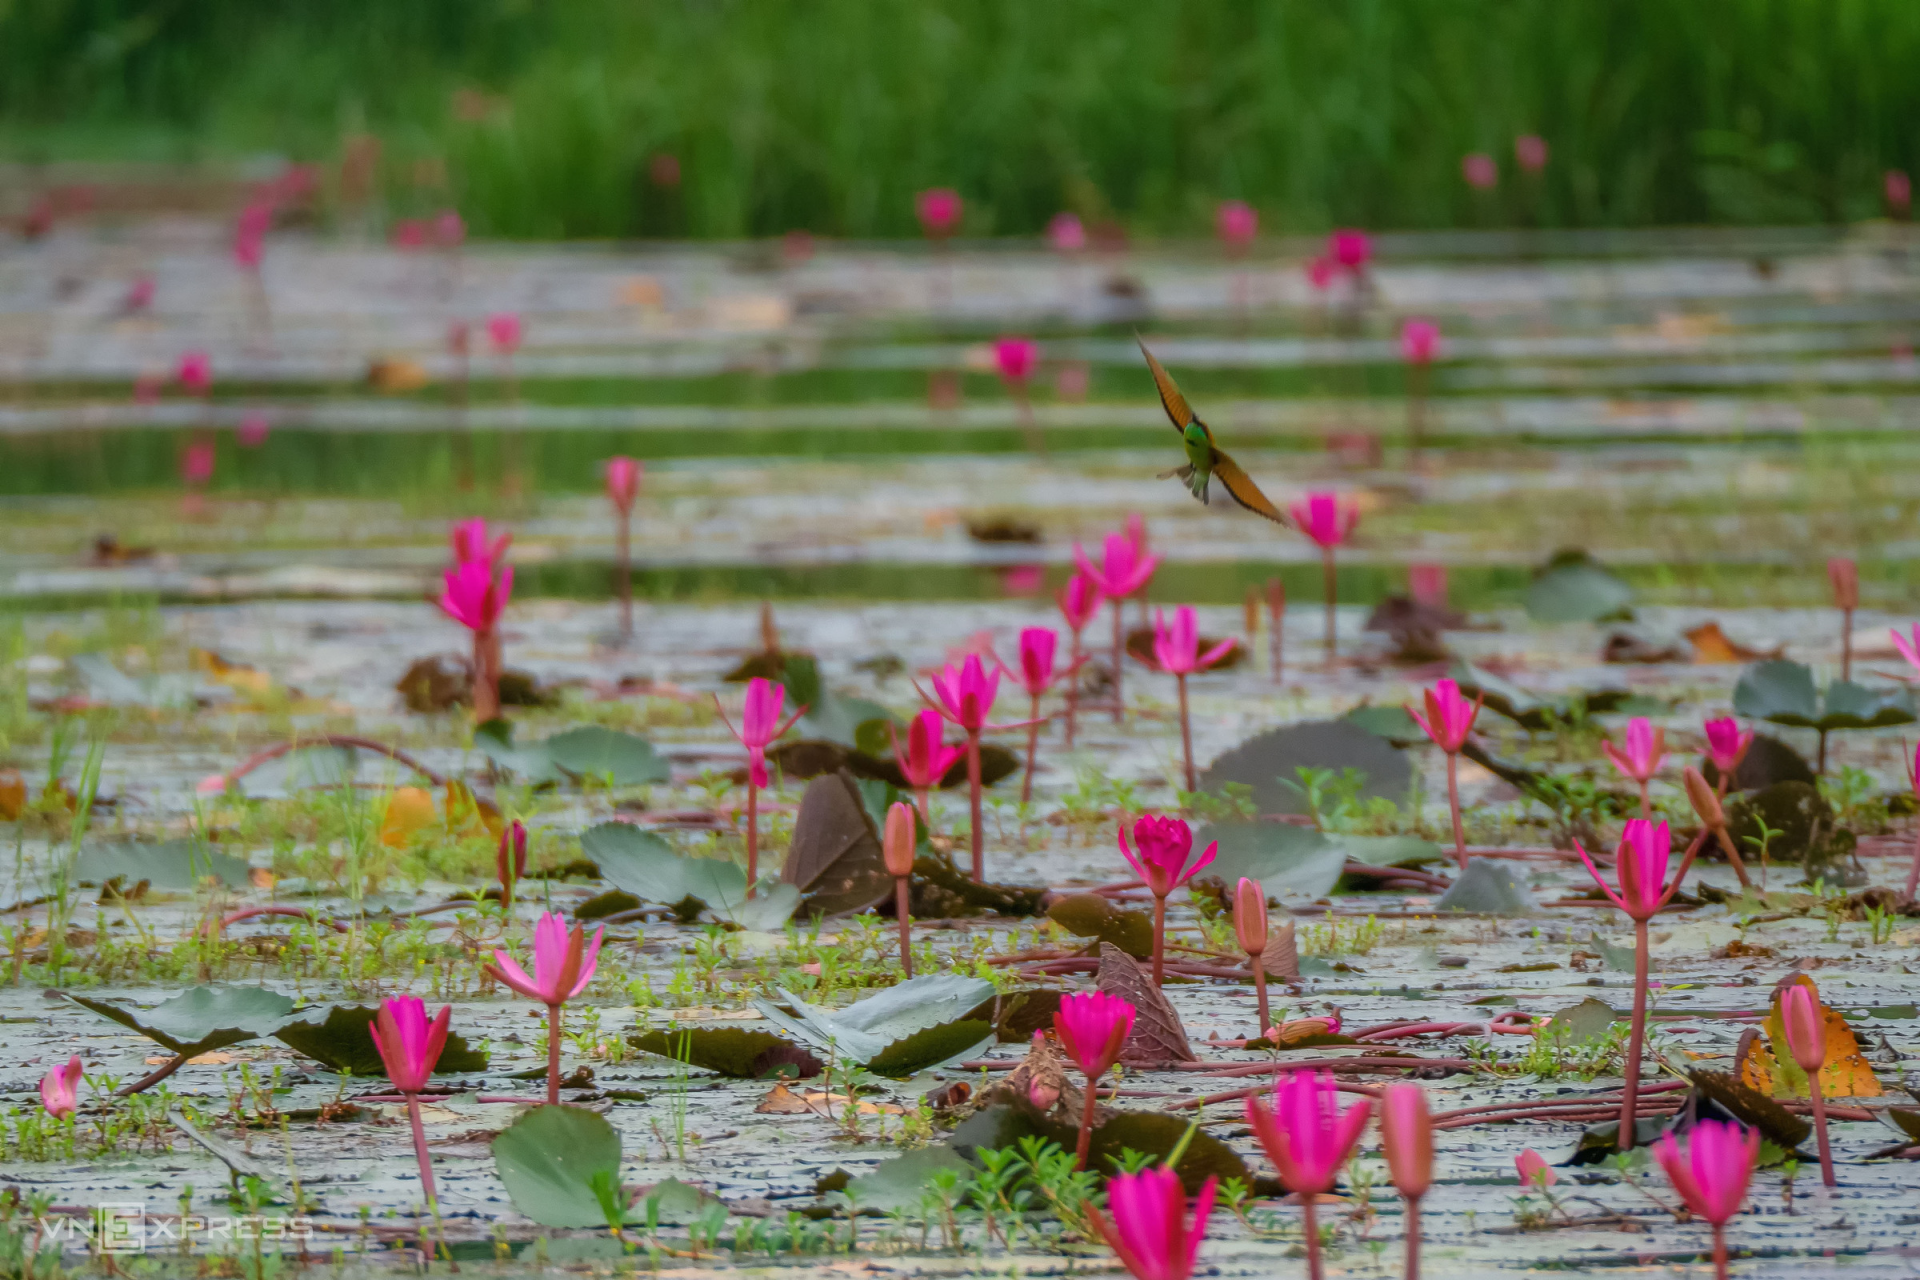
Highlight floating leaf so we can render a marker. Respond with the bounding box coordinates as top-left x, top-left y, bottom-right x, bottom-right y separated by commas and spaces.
1201, 721, 1409, 816
947, 1104, 1247, 1194
491, 1104, 625, 1229
1525, 550, 1634, 624
76, 840, 249, 890
627, 1026, 822, 1079
1701, 734, 1815, 793
866, 1020, 995, 1077
844, 1147, 975, 1211
634, 1178, 724, 1227
70, 986, 295, 1057
582, 823, 745, 915
1095, 943, 1194, 1065
473, 719, 566, 785
378, 786, 437, 848
1434, 858, 1536, 916
1733, 660, 1915, 732
1341, 705, 1422, 745
751, 974, 996, 1069
1688, 1070, 1812, 1150
1544, 998, 1619, 1045
1339, 835, 1446, 868
1201, 823, 1348, 899
1741, 977, 1883, 1099
275, 1004, 487, 1075
978, 989, 1065, 1043
233, 745, 360, 796
544, 726, 671, 786
712, 882, 802, 931
1046, 894, 1153, 958
781, 771, 893, 916
1449, 663, 1639, 732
